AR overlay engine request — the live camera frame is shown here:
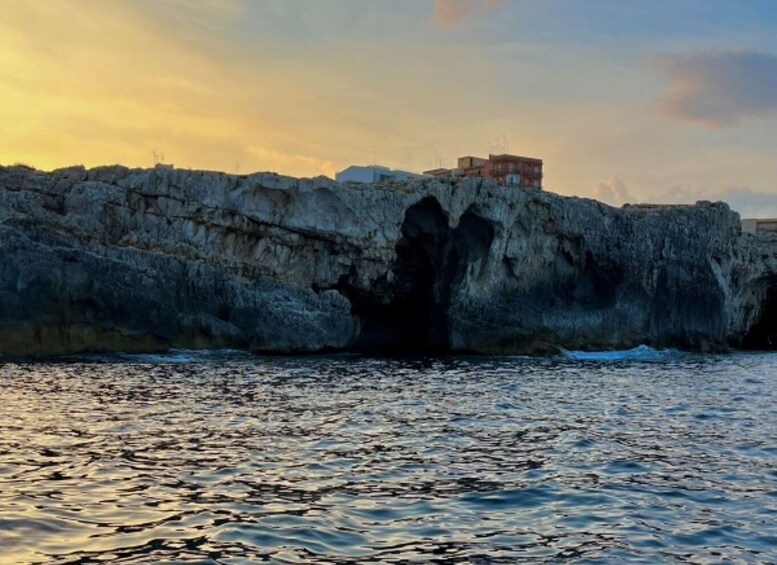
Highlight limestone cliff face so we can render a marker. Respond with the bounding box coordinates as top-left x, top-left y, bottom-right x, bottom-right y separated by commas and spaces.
1, 163, 775, 356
